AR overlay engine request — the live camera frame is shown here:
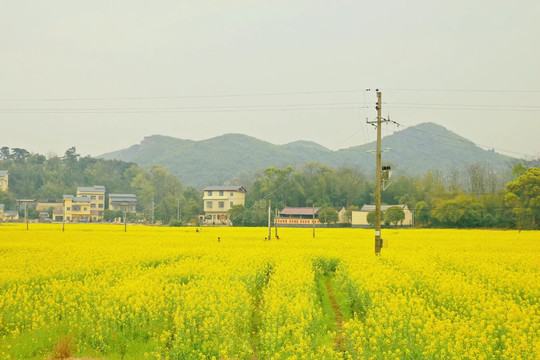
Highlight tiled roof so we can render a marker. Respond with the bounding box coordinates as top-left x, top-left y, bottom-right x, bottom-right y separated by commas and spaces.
203, 185, 246, 192
280, 207, 322, 216
109, 194, 136, 199
77, 186, 105, 193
